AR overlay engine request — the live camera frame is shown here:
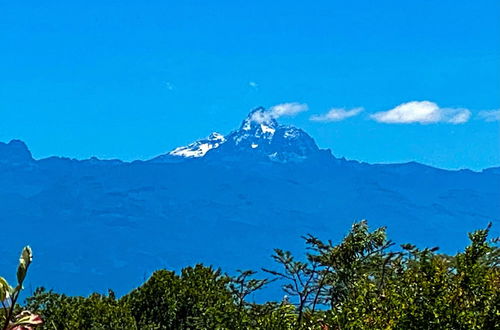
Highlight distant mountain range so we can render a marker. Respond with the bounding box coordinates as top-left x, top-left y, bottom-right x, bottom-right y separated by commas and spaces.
1, 107, 499, 298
